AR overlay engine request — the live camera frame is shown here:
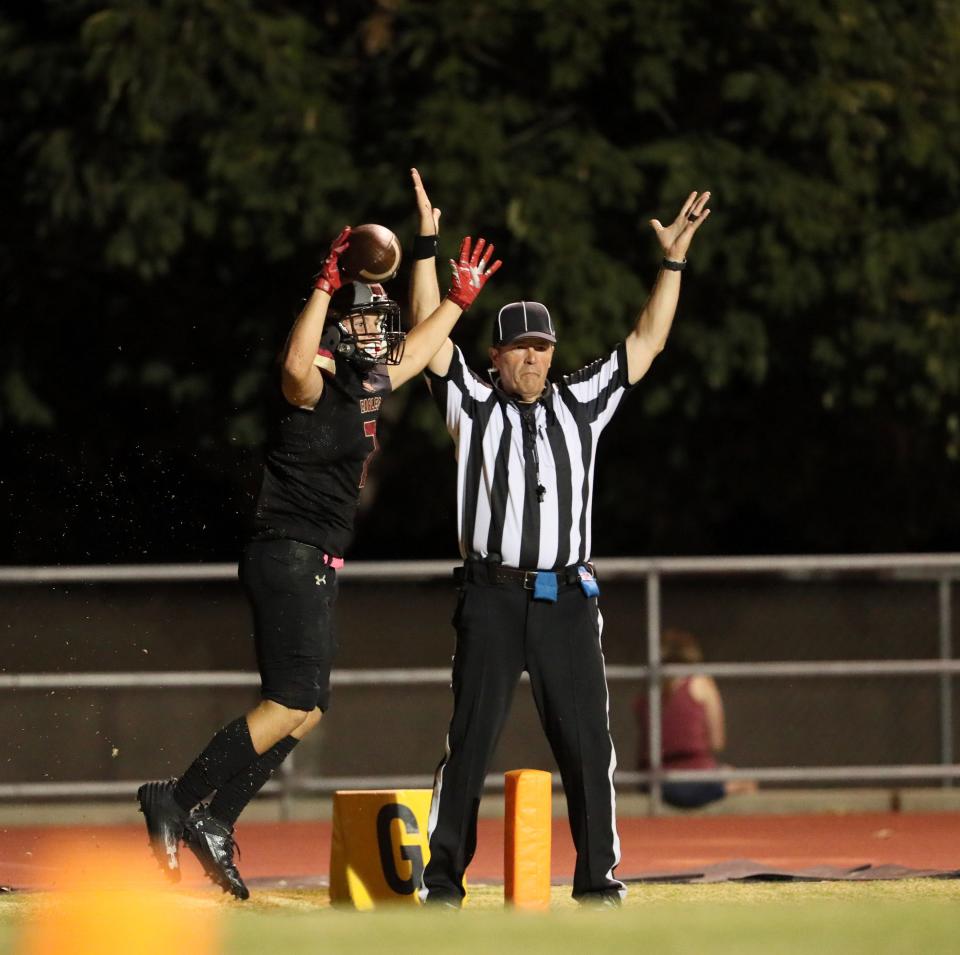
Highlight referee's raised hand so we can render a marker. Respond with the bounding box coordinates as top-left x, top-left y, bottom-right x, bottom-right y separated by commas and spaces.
412, 167, 441, 236
650, 190, 712, 262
